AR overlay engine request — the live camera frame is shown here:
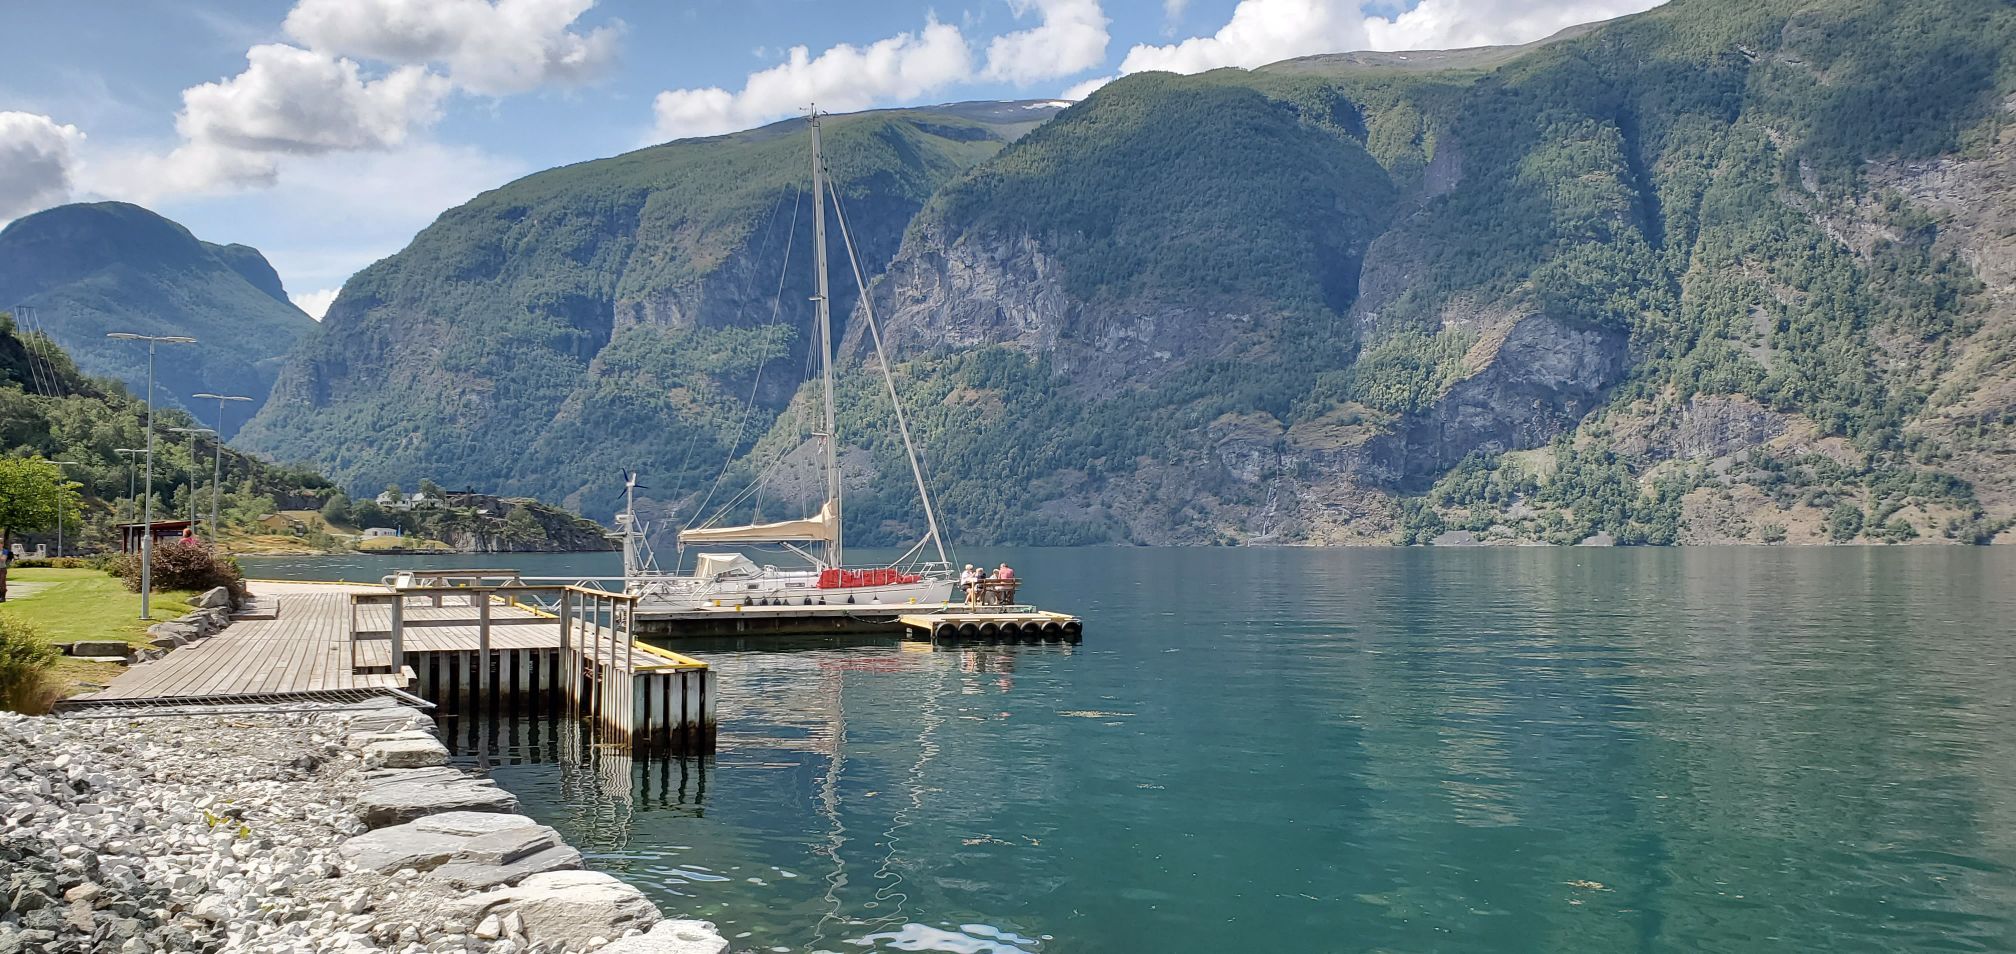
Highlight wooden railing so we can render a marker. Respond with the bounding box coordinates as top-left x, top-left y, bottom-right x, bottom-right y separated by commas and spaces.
347, 582, 706, 746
